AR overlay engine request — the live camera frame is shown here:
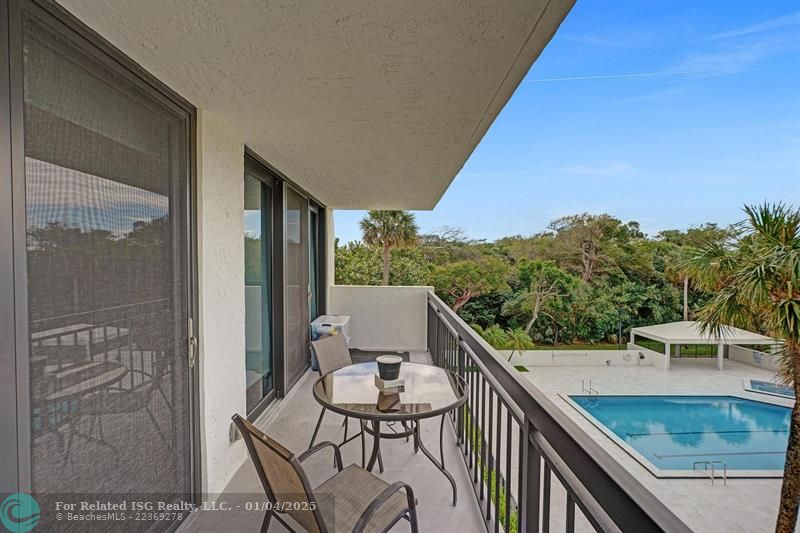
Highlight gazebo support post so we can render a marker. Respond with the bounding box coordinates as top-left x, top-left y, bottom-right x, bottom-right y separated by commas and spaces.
664, 342, 671, 370
717, 342, 724, 370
